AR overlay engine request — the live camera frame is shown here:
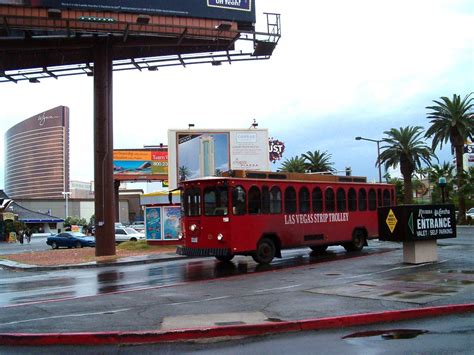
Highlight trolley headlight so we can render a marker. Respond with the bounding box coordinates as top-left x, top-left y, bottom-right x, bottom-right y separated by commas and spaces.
189, 224, 197, 232
217, 233, 224, 241
178, 233, 183, 240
